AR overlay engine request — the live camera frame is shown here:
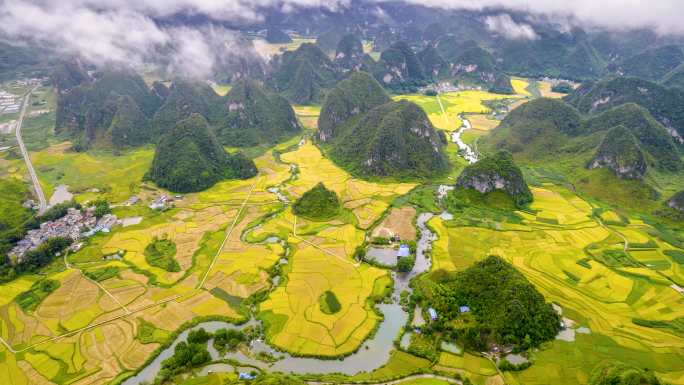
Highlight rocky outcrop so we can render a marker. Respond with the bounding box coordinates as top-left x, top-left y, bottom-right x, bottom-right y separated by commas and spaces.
455, 151, 533, 207
667, 191, 684, 213
588, 125, 647, 180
